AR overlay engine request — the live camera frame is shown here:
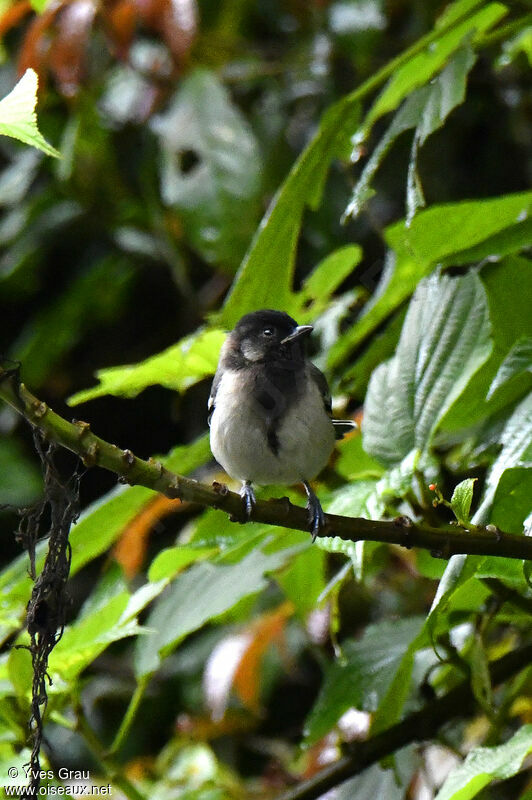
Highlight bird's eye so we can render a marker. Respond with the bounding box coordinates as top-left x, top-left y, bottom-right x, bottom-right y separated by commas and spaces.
262, 327, 274, 337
